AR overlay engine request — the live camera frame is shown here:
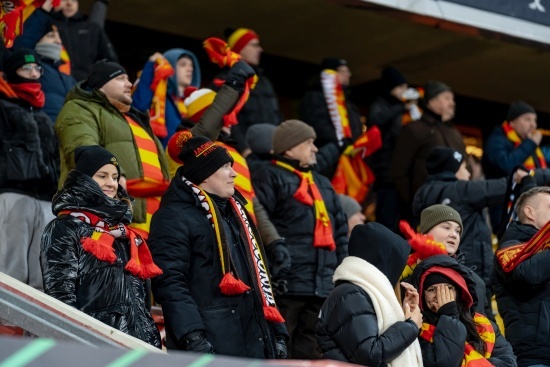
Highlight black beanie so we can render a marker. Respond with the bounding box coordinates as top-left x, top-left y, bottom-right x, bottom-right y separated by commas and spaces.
87, 59, 127, 89
74, 145, 121, 179
3, 48, 42, 83
178, 135, 234, 185
321, 57, 347, 71
506, 101, 536, 122
381, 66, 407, 91
426, 146, 463, 175
421, 80, 451, 106
423, 272, 455, 290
